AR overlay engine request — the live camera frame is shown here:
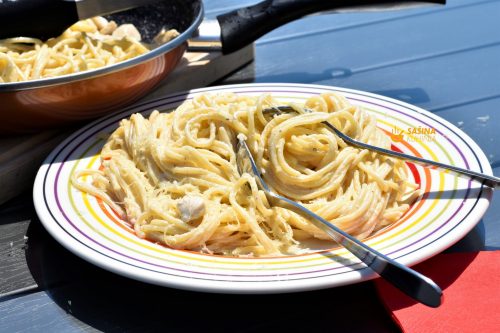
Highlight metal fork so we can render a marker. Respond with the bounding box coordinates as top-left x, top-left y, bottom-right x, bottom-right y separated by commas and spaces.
236, 137, 442, 308
263, 105, 500, 188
